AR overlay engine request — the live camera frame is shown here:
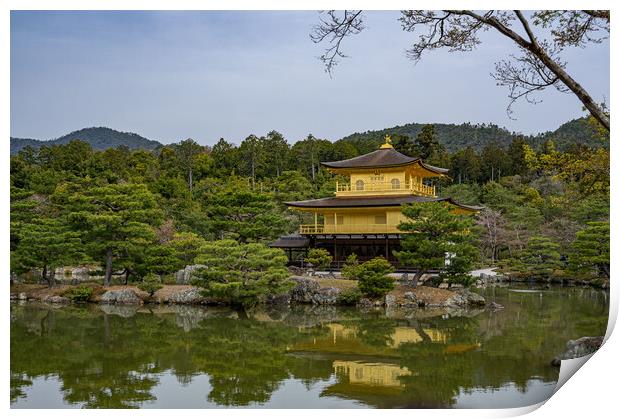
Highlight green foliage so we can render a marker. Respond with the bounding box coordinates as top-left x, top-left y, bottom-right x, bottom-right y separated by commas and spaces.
306, 248, 333, 269
515, 236, 563, 278
139, 244, 184, 278
340, 253, 362, 280
168, 232, 207, 266
12, 217, 85, 287
395, 202, 479, 286
9, 118, 609, 287
336, 288, 363, 305
55, 182, 163, 286
274, 171, 315, 204
201, 178, 289, 243
569, 222, 609, 279
339, 117, 606, 155
356, 257, 395, 298
62, 286, 93, 302
138, 274, 164, 297
191, 240, 293, 308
